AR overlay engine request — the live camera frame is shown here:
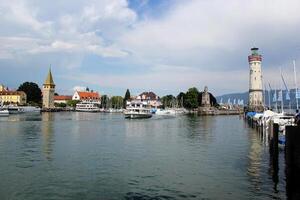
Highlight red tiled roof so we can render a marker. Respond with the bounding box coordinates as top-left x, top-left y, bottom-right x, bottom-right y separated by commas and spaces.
138, 92, 159, 100
54, 95, 72, 100
77, 91, 100, 99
